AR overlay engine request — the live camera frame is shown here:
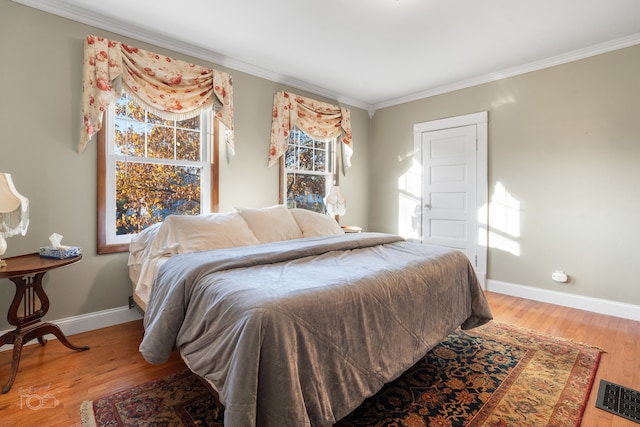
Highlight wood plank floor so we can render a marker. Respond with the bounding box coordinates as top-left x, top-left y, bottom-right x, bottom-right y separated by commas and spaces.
0, 291, 638, 426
